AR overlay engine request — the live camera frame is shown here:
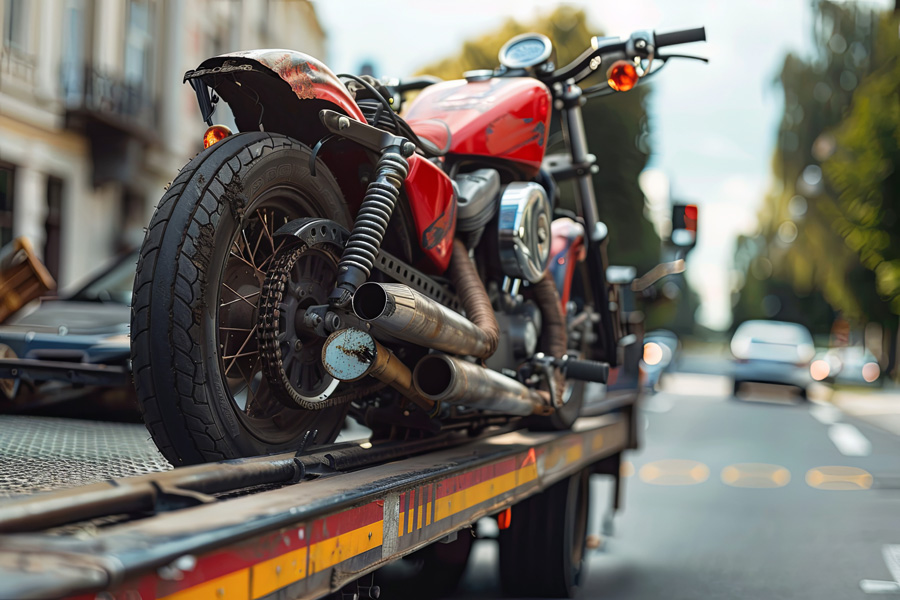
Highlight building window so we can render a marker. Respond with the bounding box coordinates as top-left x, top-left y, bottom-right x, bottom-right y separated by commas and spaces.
124, 0, 155, 92
2, 0, 28, 53
61, 0, 85, 103
44, 176, 63, 281
0, 163, 14, 248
